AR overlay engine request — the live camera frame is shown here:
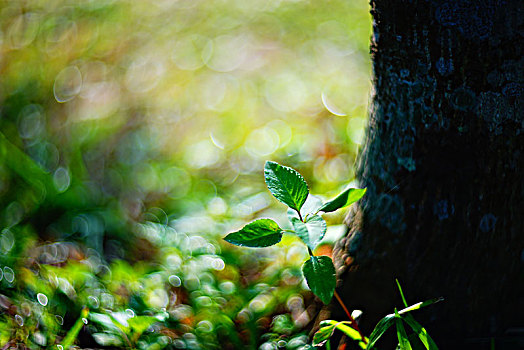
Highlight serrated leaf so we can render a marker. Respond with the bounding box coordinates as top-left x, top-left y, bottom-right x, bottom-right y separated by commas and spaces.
317, 187, 366, 213
224, 219, 283, 247
395, 316, 412, 350
403, 314, 438, 350
302, 256, 336, 305
287, 194, 323, 221
291, 214, 326, 250
264, 161, 309, 212
367, 314, 395, 349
